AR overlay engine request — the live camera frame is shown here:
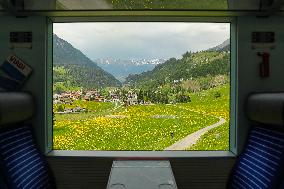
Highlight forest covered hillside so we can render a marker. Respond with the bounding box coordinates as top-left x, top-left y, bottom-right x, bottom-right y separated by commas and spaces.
125, 49, 230, 90
53, 35, 230, 94
53, 34, 121, 93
